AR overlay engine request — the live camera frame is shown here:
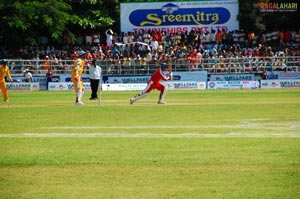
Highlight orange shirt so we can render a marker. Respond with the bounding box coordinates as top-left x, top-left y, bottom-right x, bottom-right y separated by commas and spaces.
248, 32, 255, 40
279, 31, 284, 42
45, 60, 50, 70
216, 32, 222, 42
